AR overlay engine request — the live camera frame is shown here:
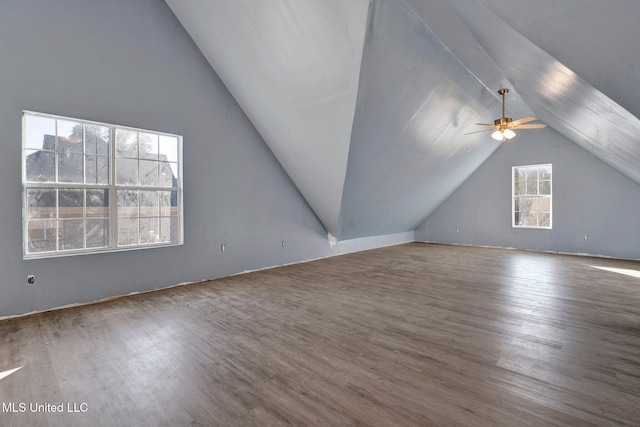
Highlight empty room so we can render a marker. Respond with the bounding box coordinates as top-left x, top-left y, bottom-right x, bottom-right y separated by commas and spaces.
2, 0, 640, 425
